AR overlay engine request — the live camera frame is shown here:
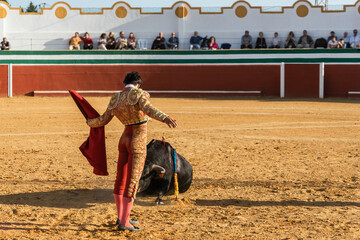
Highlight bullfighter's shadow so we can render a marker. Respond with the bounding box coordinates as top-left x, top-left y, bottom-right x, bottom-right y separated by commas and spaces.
0, 189, 114, 209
